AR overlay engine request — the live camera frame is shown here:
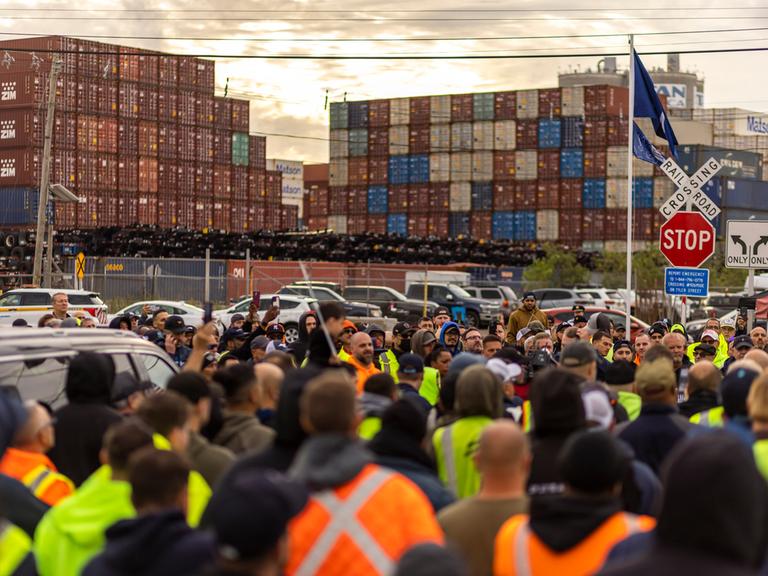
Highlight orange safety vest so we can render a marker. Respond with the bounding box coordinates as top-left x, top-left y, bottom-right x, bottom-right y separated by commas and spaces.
0, 448, 75, 506
287, 464, 443, 576
494, 512, 655, 576
346, 357, 382, 394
